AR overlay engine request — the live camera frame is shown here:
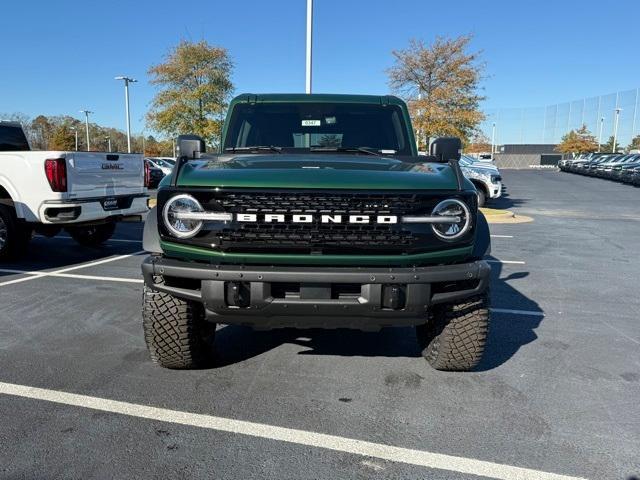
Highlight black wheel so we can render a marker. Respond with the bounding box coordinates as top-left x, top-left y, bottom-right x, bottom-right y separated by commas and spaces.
476, 188, 487, 207
142, 283, 216, 369
417, 292, 490, 371
0, 205, 32, 259
66, 222, 116, 247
